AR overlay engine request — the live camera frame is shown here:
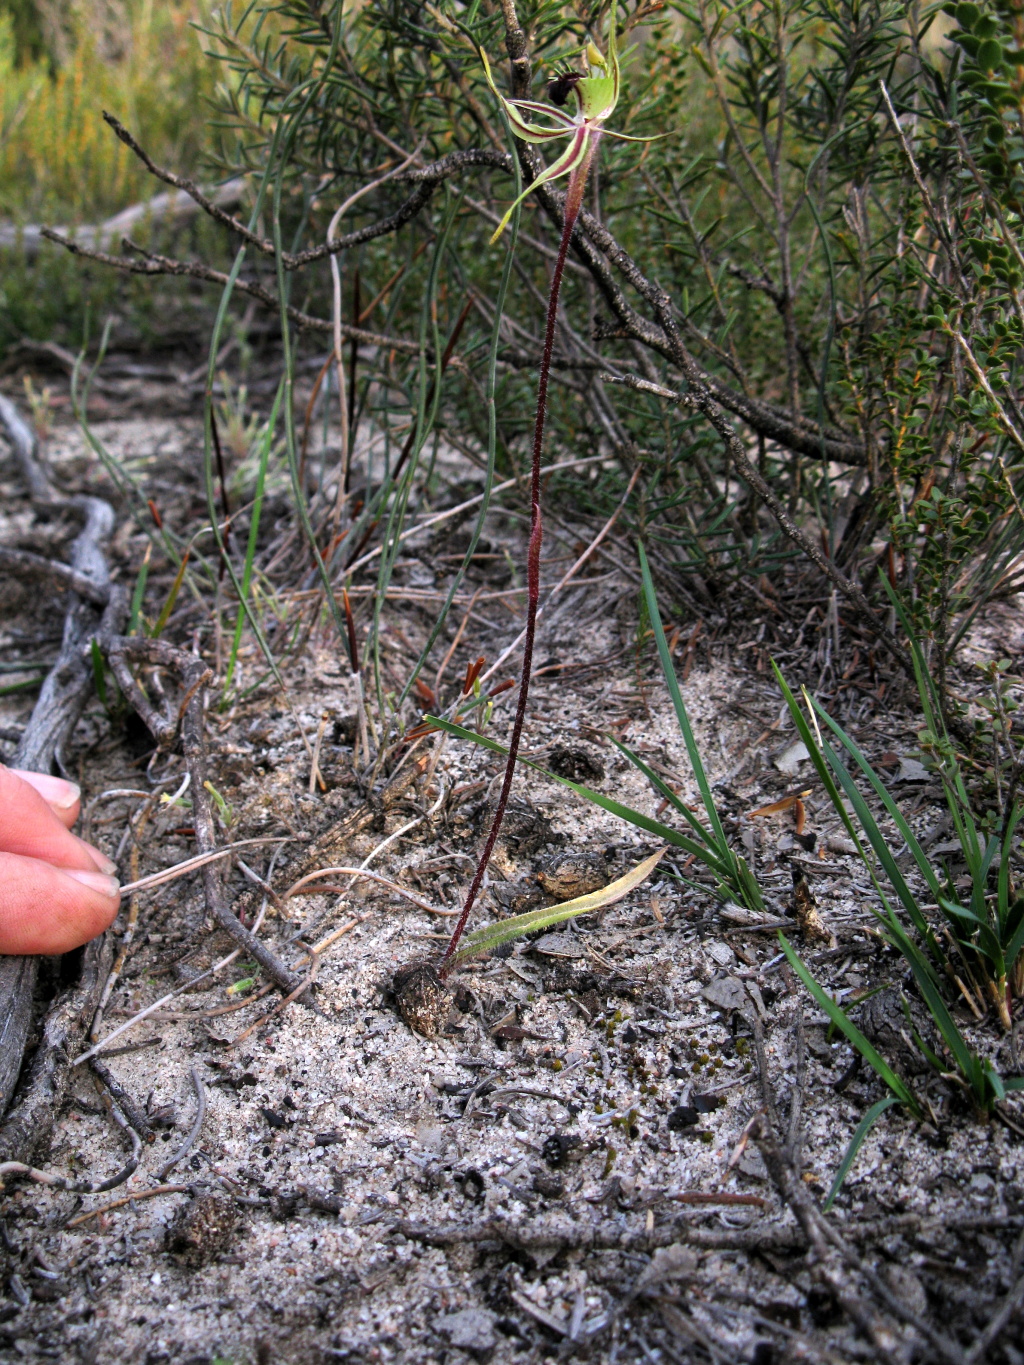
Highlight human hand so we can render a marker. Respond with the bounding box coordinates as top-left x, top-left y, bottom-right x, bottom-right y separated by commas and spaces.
0, 765, 121, 955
